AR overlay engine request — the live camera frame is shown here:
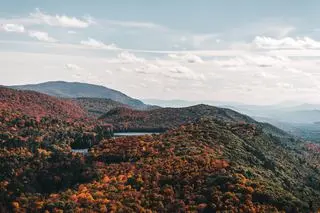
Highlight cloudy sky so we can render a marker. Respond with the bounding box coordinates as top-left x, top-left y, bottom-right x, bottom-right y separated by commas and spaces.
2, 0, 320, 104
